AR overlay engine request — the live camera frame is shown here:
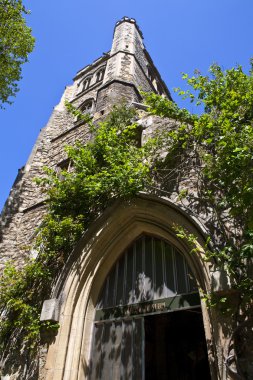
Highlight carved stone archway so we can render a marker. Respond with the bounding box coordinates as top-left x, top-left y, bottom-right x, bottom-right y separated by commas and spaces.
43, 194, 220, 380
